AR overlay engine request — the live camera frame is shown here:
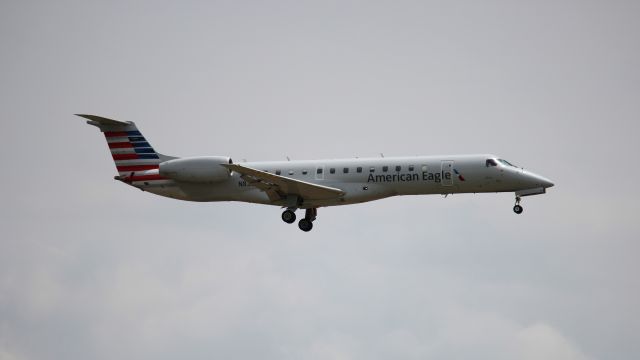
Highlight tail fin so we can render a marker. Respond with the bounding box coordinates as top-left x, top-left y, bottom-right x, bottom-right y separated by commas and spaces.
78, 114, 175, 182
